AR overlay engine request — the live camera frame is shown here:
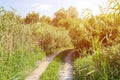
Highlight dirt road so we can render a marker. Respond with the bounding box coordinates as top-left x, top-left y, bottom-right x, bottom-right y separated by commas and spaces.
59, 51, 74, 80
25, 51, 61, 80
